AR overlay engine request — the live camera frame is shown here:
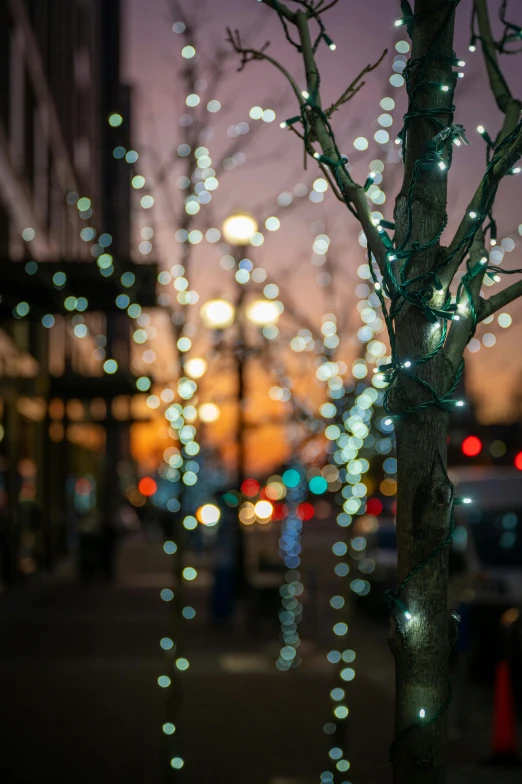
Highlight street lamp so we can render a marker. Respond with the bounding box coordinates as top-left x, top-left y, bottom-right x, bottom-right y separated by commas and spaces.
222, 212, 258, 245
245, 299, 281, 327
184, 357, 208, 379
200, 299, 235, 329
201, 212, 269, 602
198, 403, 220, 423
